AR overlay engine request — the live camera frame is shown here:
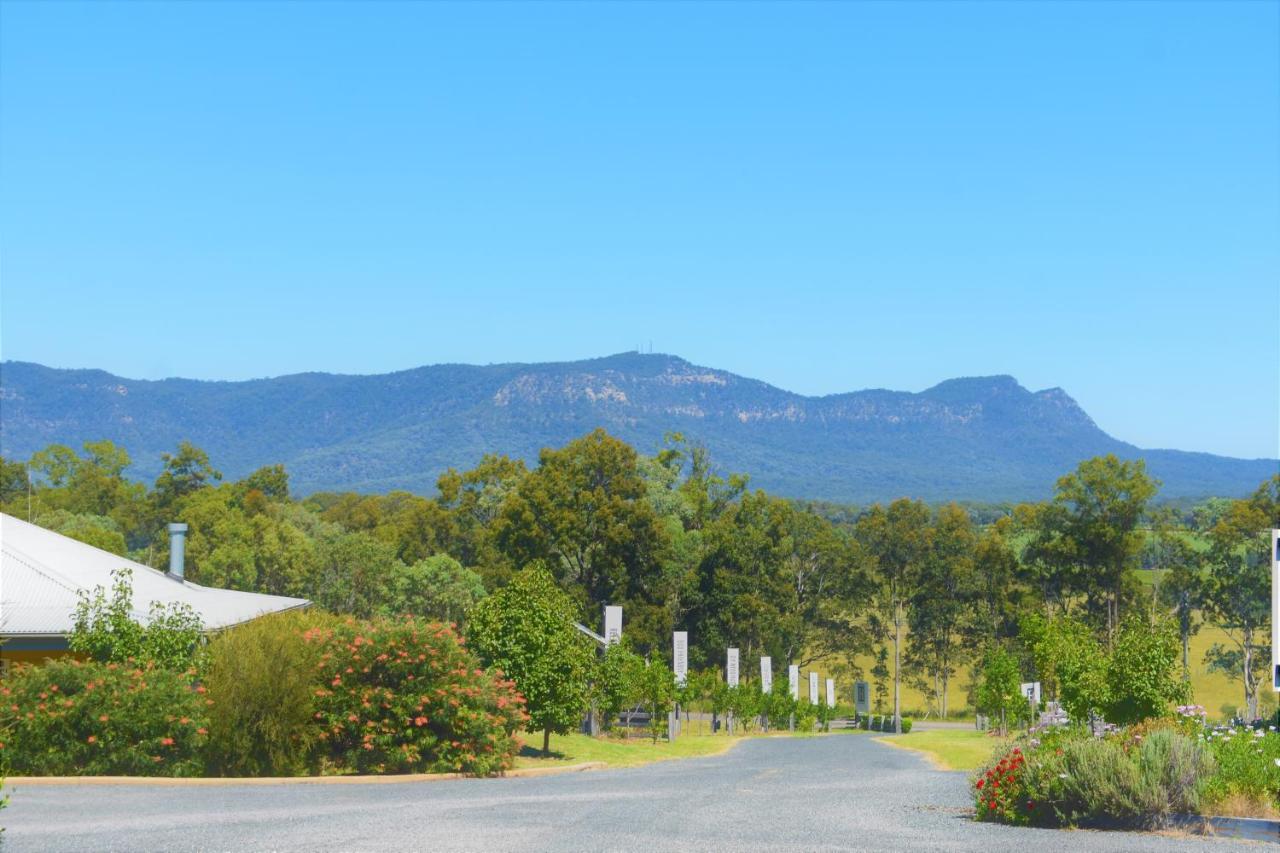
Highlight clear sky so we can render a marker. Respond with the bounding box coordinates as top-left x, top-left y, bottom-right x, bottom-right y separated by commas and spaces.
1, 1, 1277, 459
